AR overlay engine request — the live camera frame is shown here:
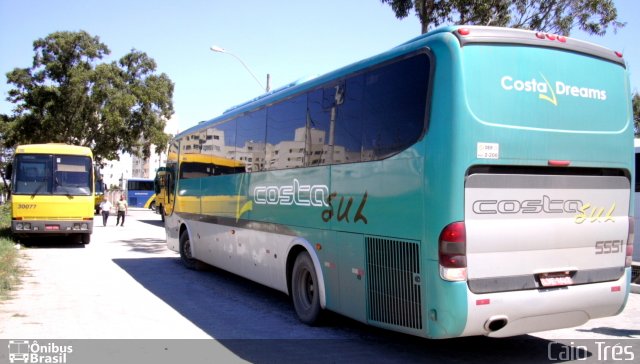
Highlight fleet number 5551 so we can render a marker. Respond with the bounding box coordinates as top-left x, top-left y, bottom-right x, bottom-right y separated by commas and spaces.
595, 240, 623, 255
